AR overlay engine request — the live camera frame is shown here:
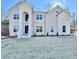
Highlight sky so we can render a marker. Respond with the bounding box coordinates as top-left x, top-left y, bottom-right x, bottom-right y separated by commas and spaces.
1, 0, 77, 19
